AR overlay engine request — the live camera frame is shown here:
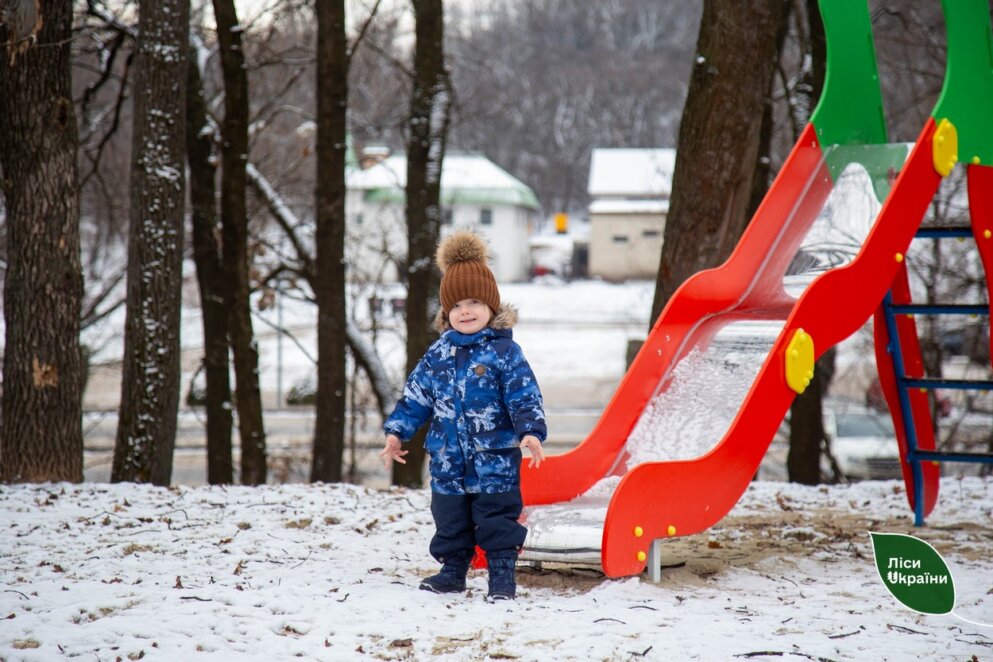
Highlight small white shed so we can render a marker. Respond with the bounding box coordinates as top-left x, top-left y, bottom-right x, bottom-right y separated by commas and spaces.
587, 148, 675, 281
